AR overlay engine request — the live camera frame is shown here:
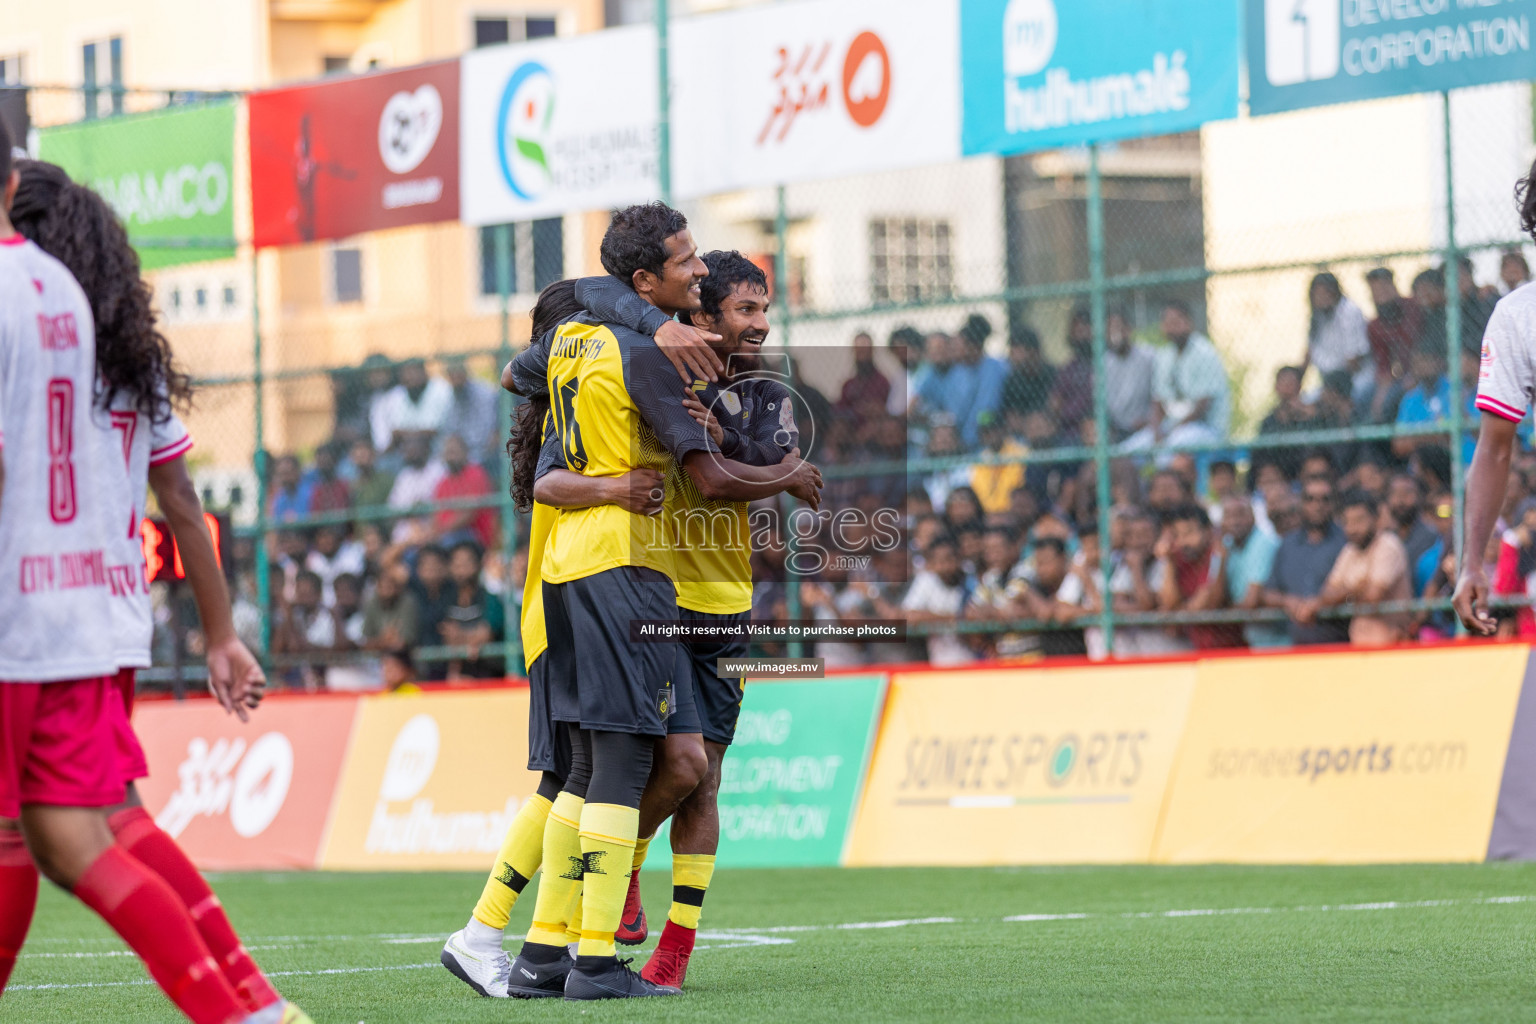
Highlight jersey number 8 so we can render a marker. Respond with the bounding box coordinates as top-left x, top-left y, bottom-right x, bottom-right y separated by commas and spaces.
46, 378, 77, 524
